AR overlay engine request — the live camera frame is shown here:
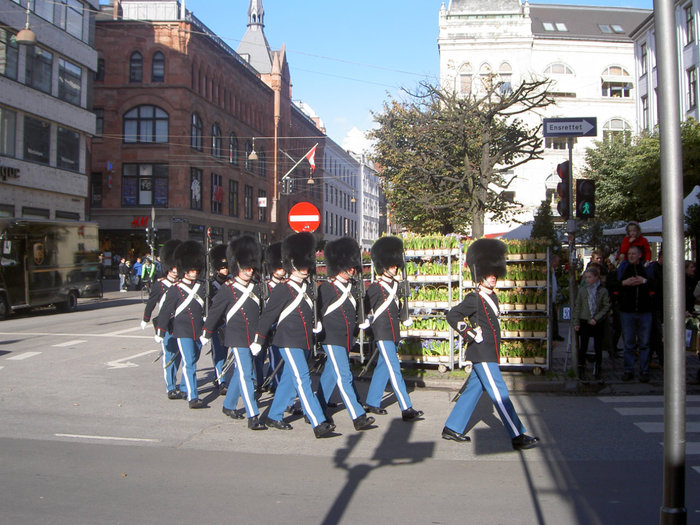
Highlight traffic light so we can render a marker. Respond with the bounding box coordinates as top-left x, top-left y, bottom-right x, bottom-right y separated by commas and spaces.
280, 178, 291, 194
556, 160, 570, 220
576, 179, 595, 219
